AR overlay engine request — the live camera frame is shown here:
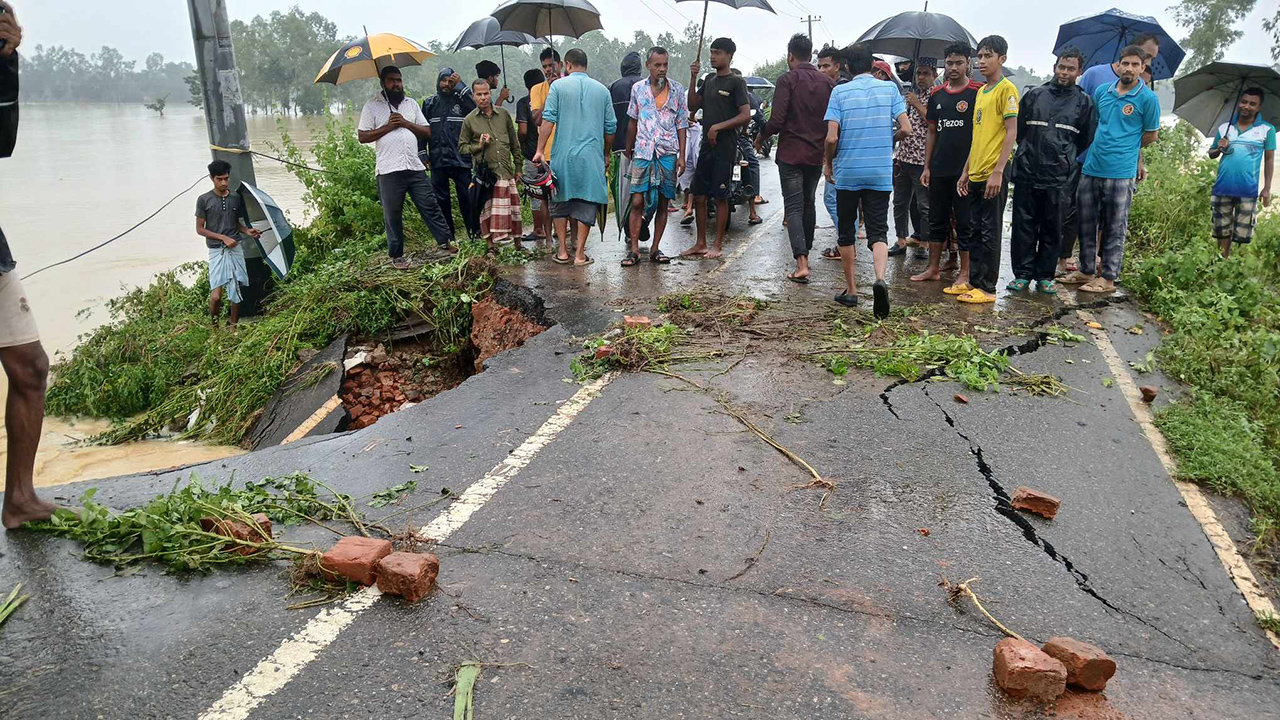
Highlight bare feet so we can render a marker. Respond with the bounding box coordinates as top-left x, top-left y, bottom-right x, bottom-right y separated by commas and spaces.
704, 248, 724, 259
909, 269, 941, 282
3, 496, 59, 529
680, 244, 708, 257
